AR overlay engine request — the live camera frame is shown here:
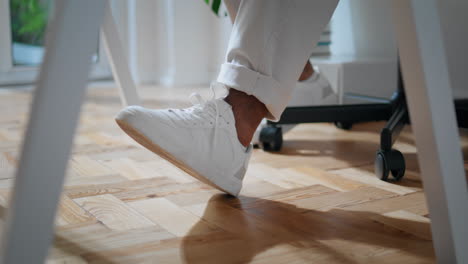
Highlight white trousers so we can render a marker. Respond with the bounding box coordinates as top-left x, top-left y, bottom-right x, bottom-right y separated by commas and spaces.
218, 0, 339, 120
